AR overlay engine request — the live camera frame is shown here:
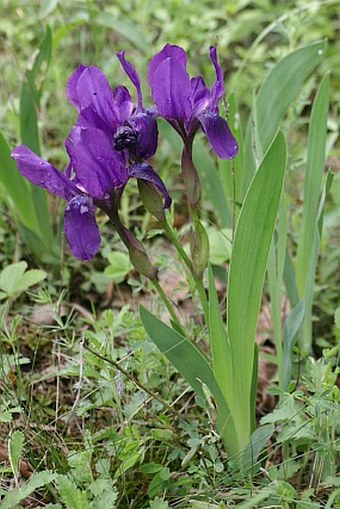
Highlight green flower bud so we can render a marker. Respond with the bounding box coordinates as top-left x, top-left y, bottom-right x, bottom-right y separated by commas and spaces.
124, 229, 158, 280
181, 146, 200, 208
190, 219, 209, 279
138, 180, 165, 222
